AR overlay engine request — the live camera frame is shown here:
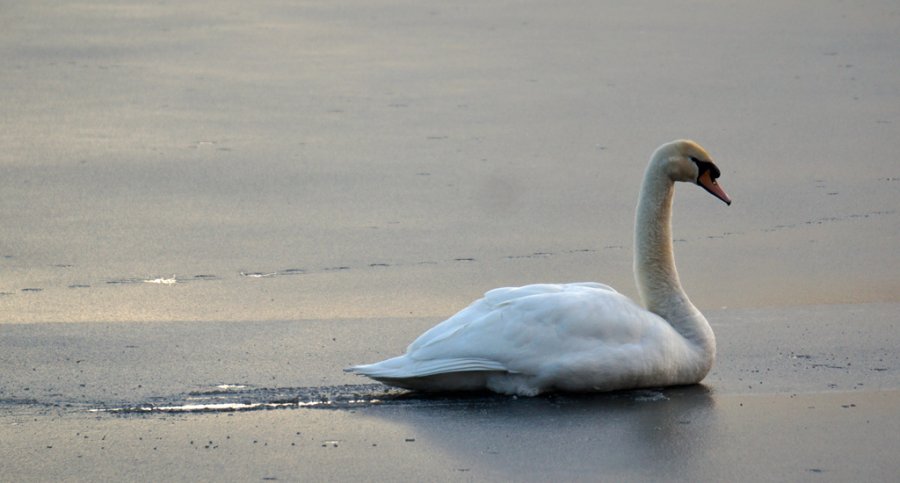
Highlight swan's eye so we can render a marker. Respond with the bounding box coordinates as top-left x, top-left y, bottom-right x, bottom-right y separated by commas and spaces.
692, 158, 721, 180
